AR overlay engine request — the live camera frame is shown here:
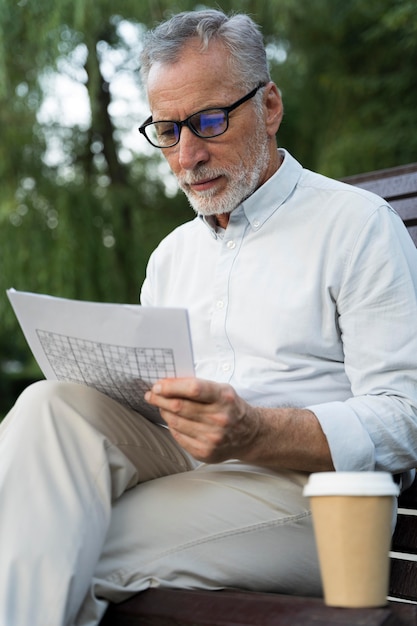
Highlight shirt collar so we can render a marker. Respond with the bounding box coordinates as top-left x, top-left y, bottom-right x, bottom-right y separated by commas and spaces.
199, 148, 303, 236
241, 149, 303, 230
